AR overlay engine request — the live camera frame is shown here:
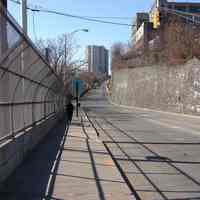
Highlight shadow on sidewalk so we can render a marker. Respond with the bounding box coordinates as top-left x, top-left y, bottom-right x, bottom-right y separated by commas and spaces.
0, 117, 68, 200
